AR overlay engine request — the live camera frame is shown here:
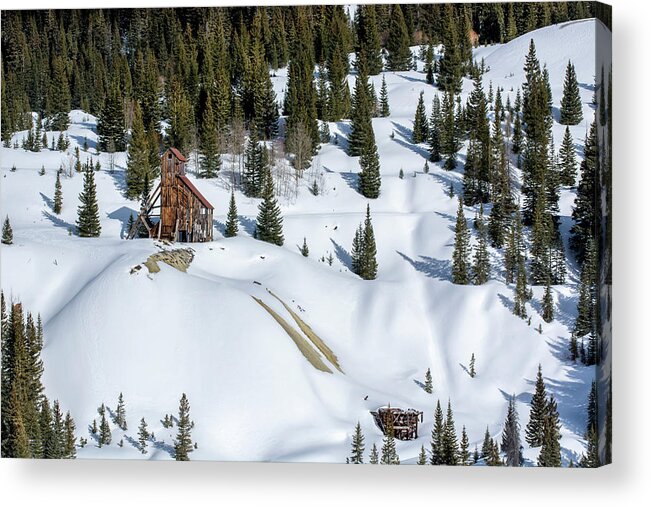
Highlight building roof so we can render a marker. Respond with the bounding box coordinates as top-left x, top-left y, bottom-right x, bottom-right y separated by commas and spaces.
177, 175, 214, 210
167, 147, 187, 162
